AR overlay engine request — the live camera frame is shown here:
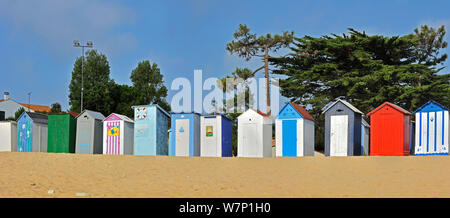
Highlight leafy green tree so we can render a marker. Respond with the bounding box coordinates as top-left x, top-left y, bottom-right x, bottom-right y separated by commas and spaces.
108, 81, 138, 118
130, 60, 170, 112
271, 26, 449, 151
14, 107, 26, 120
50, 102, 62, 113
68, 49, 112, 115
227, 24, 294, 114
